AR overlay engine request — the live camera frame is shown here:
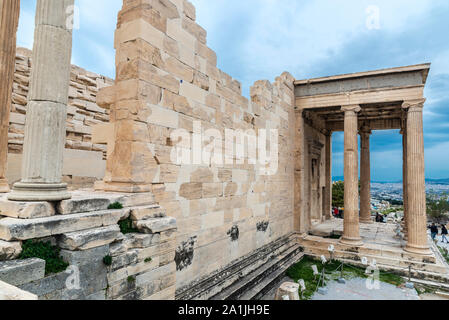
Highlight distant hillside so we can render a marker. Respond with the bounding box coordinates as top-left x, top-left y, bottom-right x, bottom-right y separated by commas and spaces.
332, 177, 449, 185
426, 178, 449, 185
